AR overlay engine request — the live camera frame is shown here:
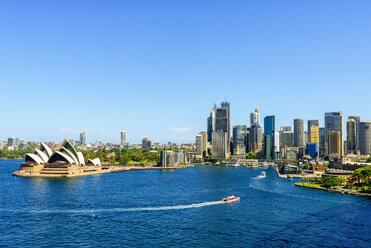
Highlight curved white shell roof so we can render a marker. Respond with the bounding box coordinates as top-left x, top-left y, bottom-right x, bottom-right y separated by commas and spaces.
41, 143, 53, 158
77, 152, 85, 165
35, 149, 49, 163
87, 158, 101, 166
26, 153, 44, 164
48, 151, 76, 164
61, 147, 79, 165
